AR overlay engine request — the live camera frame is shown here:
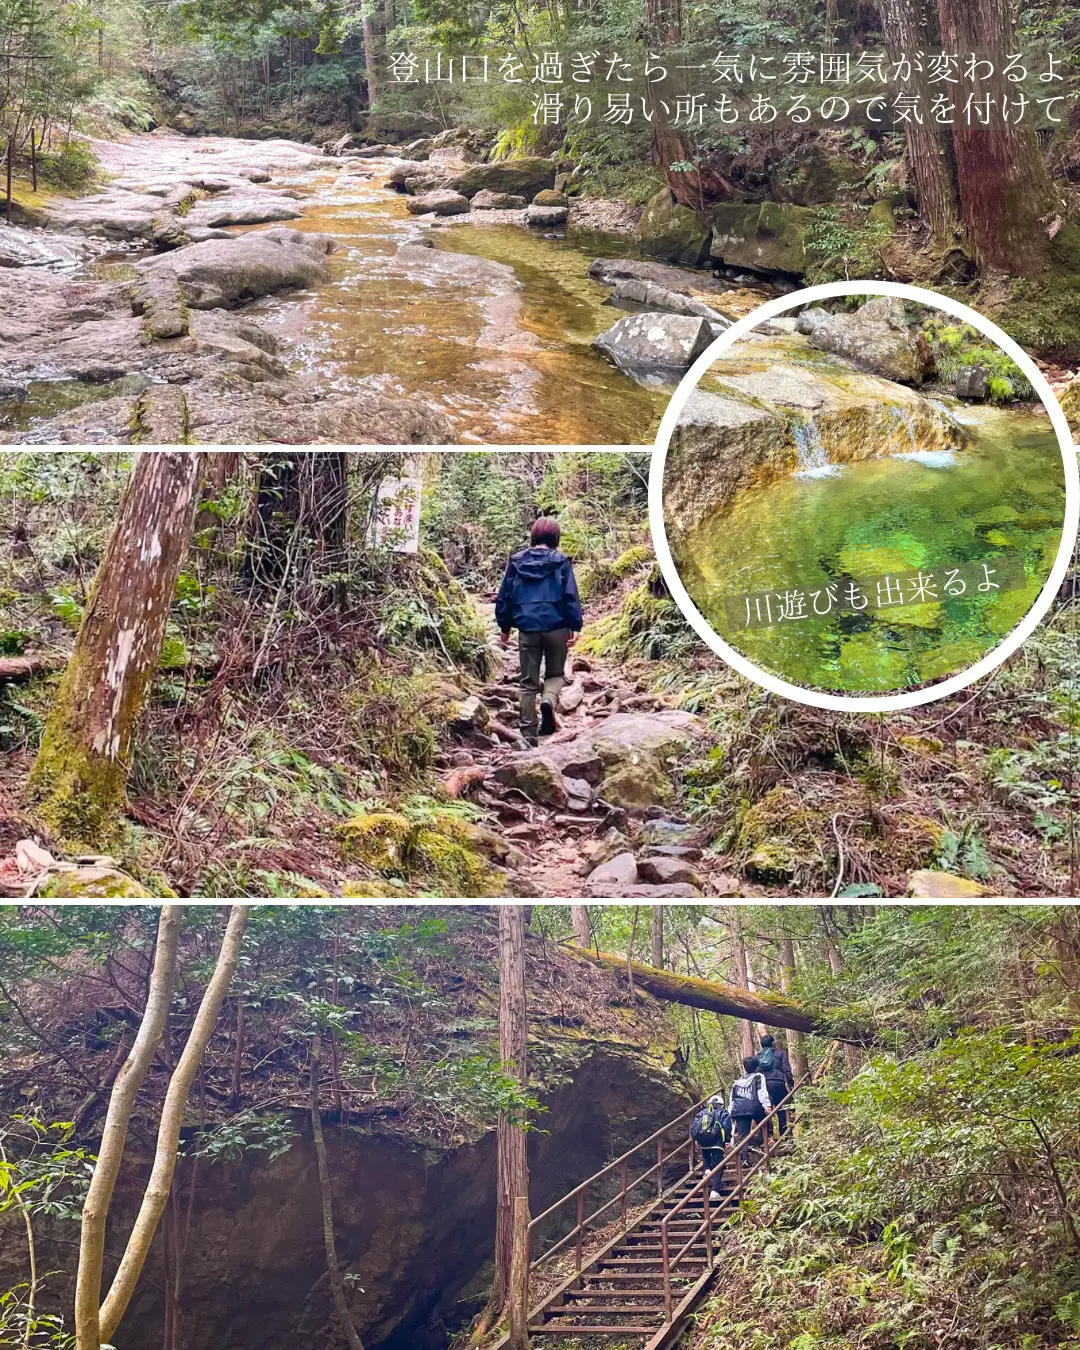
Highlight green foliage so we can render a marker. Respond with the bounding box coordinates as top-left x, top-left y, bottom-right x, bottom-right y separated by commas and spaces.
805, 208, 893, 283
923, 320, 1035, 402
189, 1110, 298, 1163
580, 568, 698, 662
